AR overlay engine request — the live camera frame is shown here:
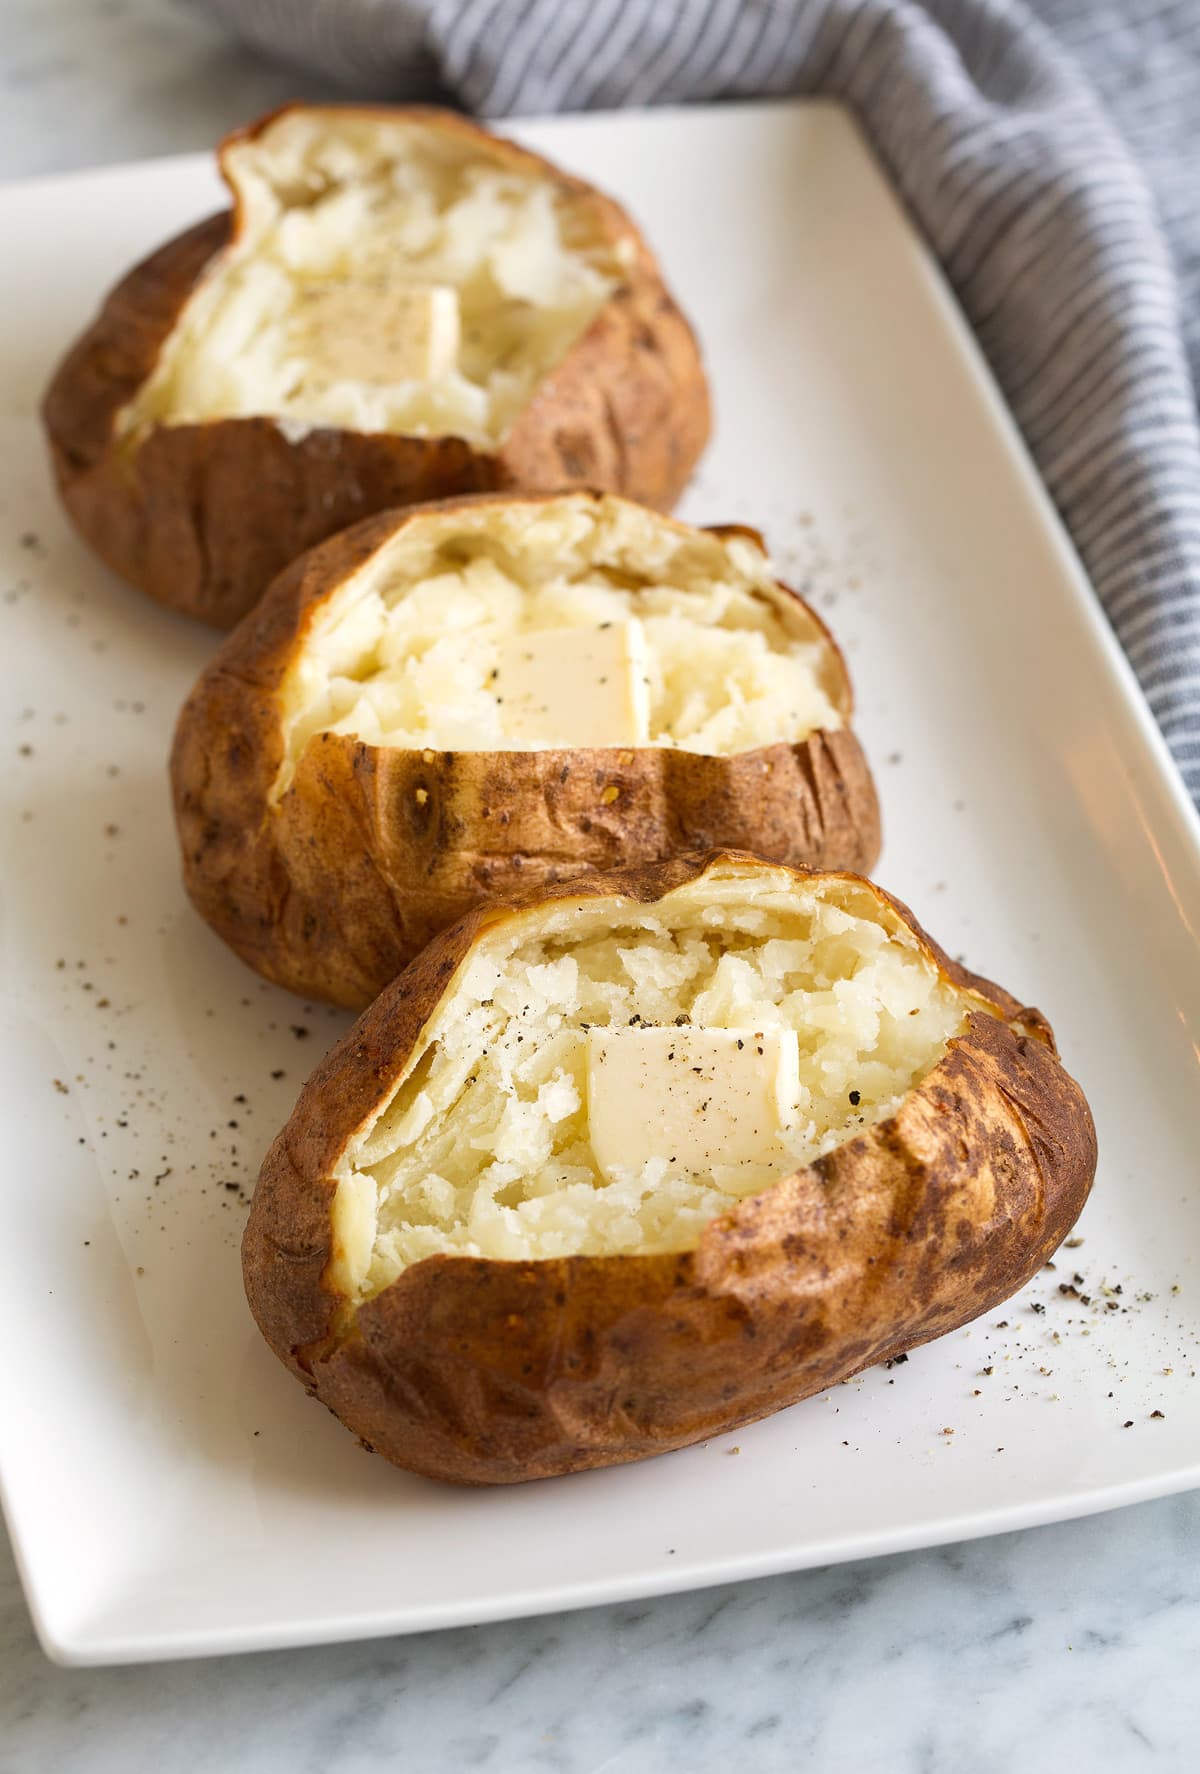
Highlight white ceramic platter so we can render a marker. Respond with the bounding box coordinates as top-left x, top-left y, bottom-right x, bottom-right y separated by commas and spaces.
1, 101, 1198, 1666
